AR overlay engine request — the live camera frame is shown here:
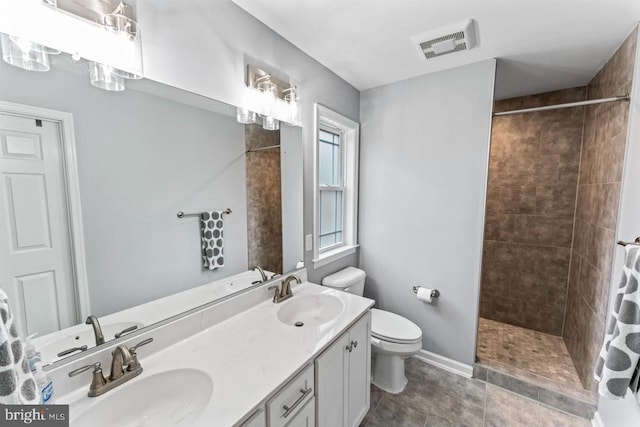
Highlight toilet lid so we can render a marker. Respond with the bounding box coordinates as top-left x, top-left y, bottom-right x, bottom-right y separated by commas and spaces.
371, 308, 422, 343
